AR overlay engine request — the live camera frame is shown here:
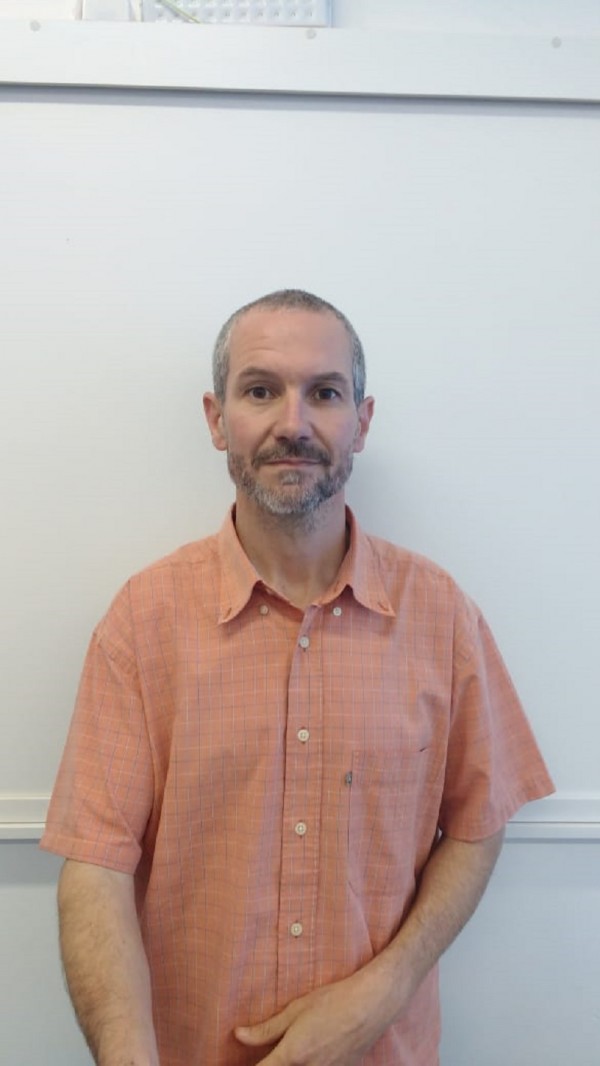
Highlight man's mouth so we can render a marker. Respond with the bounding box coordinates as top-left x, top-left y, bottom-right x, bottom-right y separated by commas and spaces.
255, 448, 329, 468
265, 458, 319, 465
